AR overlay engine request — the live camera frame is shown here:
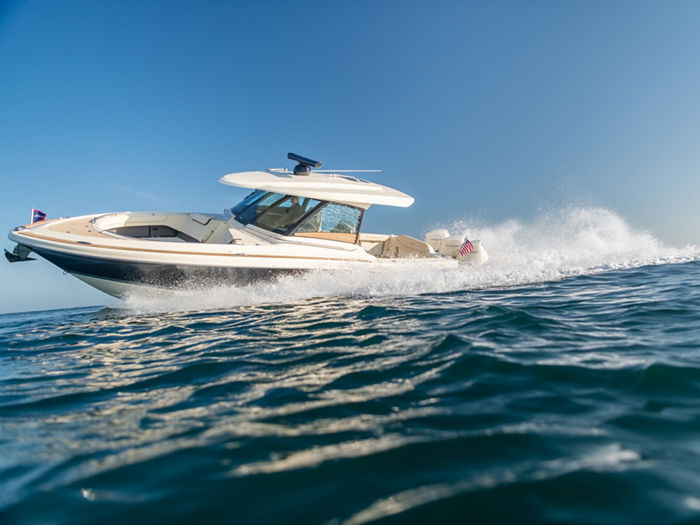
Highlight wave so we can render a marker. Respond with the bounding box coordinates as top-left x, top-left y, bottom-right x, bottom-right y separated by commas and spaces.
119, 206, 699, 313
